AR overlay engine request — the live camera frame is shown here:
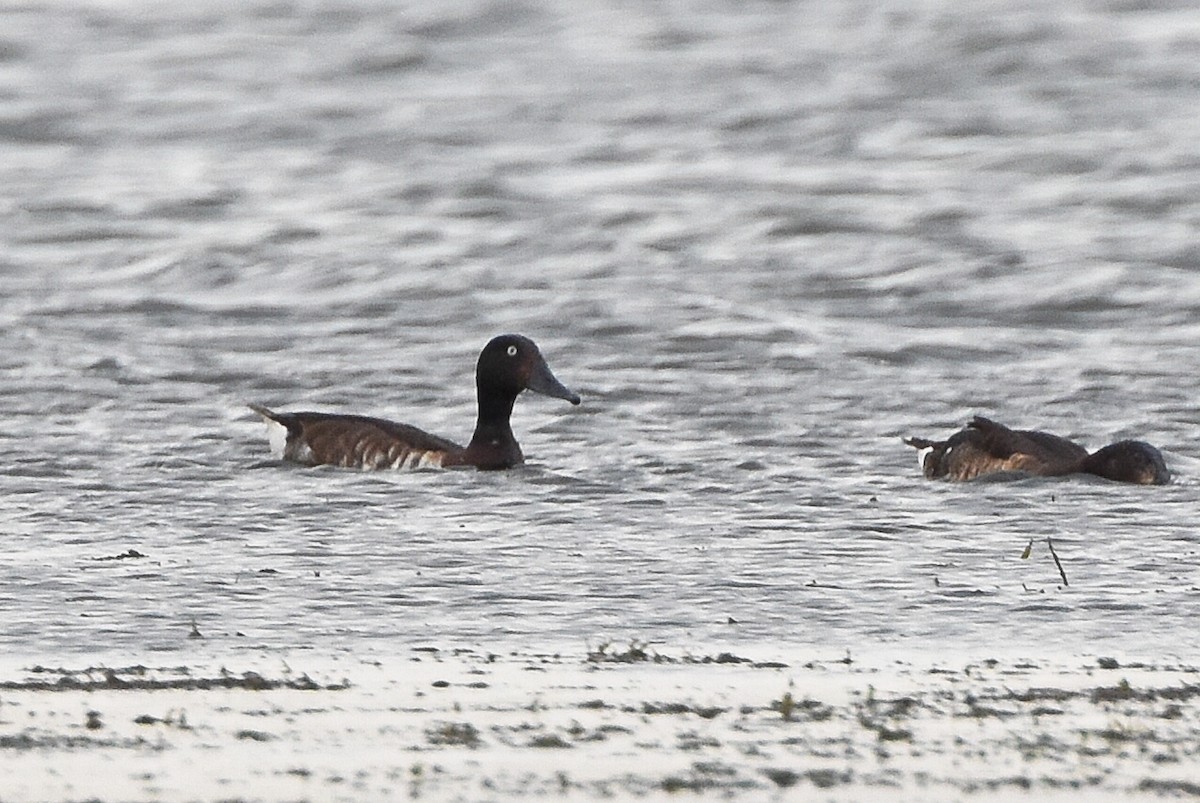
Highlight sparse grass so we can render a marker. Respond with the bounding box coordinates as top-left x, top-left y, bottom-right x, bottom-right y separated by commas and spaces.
585, 640, 758, 666
676, 732, 721, 751
1091, 679, 1137, 703
1090, 723, 1156, 744
808, 768, 852, 788
133, 709, 192, 730
963, 702, 1017, 719
777, 691, 795, 721
640, 701, 726, 718
425, 721, 481, 748
235, 729, 273, 742
528, 733, 572, 748
661, 775, 713, 792
875, 725, 913, 742
763, 768, 799, 788
772, 693, 833, 722
3, 666, 340, 692
1139, 779, 1200, 796
587, 640, 654, 663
